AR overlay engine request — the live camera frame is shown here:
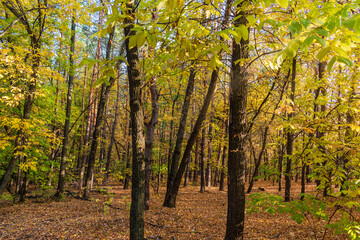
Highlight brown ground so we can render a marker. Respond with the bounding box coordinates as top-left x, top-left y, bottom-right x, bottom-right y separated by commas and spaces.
0, 180, 350, 239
